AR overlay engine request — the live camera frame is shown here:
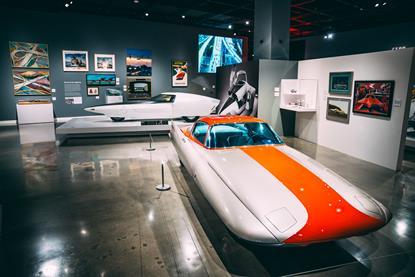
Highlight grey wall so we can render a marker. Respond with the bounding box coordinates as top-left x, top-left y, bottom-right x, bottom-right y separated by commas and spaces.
258, 60, 298, 134
303, 21, 415, 60
0, 8, 232, 121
